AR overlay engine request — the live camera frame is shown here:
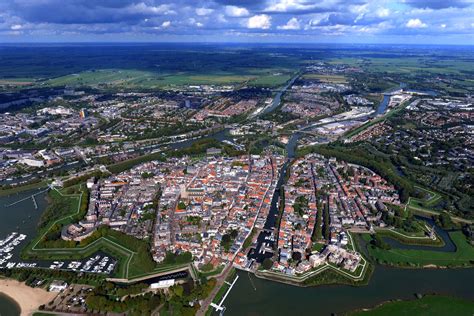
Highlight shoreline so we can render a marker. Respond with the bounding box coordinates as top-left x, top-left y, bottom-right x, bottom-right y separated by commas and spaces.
0, 278, 57, 316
